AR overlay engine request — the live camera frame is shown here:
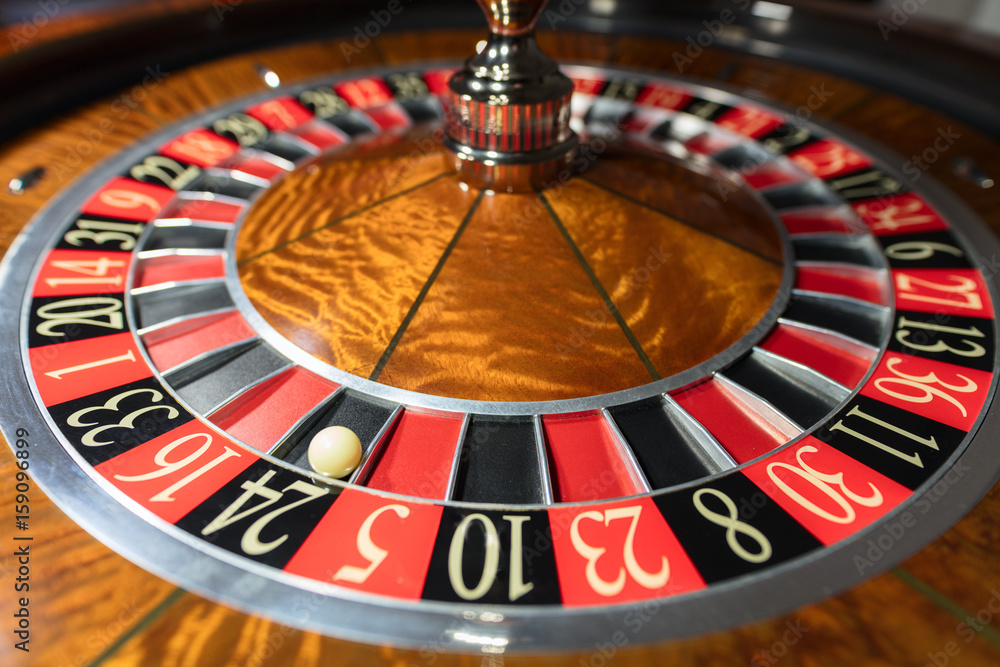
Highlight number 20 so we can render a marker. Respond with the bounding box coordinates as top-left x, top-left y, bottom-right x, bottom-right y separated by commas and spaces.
35, 296, 123, 337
